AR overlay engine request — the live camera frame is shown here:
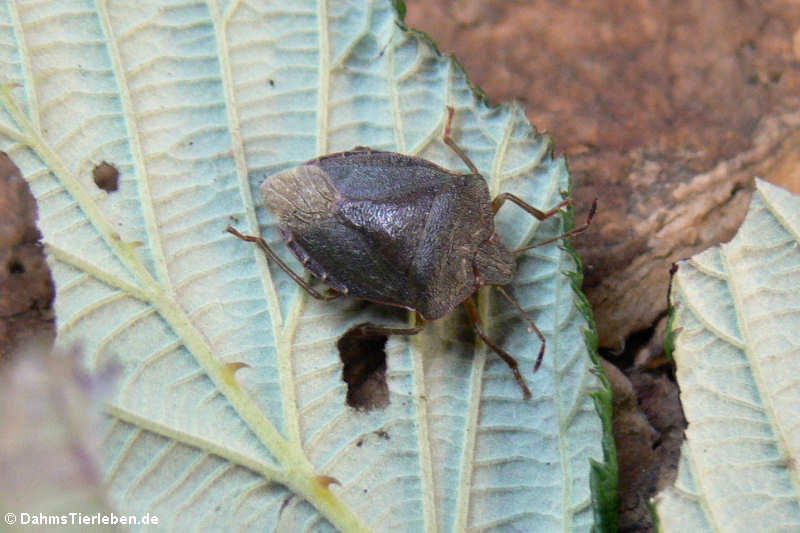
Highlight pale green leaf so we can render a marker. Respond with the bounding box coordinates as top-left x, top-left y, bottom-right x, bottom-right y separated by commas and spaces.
0, 1, 613, 531
655, 179, 800, 532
